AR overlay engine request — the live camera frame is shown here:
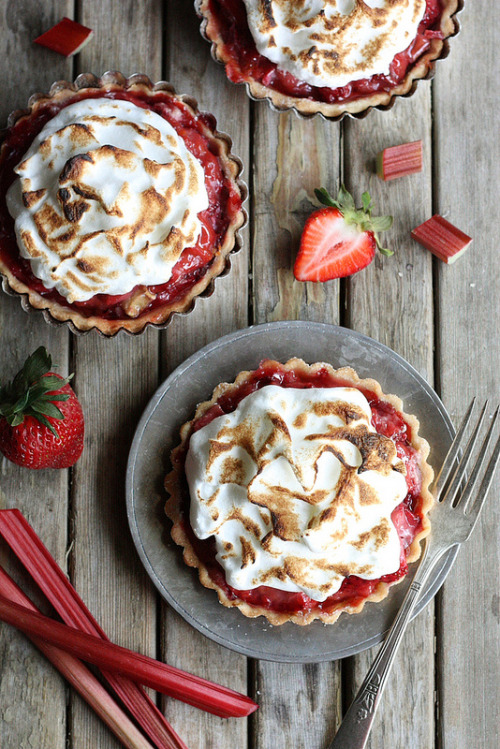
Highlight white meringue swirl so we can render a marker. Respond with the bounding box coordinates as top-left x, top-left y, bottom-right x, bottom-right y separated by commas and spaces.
242, 0, 426, 89
6, 98, 209, 303
186, 385, 408, 602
